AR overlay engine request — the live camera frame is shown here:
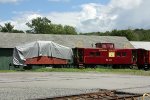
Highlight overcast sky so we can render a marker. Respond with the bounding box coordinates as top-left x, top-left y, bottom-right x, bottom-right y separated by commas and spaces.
0, 0, 150, 33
